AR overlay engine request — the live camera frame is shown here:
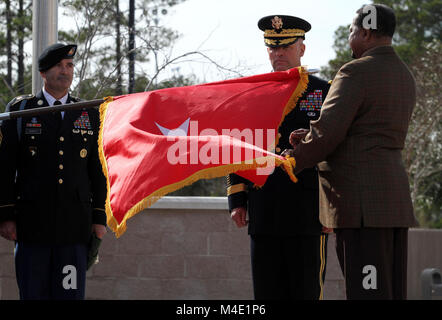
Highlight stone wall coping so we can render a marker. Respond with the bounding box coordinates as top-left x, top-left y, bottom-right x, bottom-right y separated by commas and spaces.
148, 199, 442, 235
148, 196, 228, 210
